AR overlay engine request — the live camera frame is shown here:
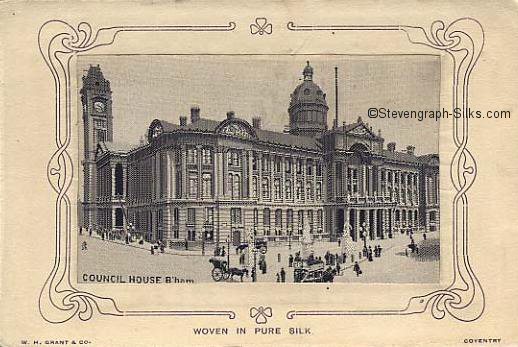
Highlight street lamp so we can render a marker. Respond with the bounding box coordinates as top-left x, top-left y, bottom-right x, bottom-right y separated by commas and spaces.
252, 248, 258, 282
